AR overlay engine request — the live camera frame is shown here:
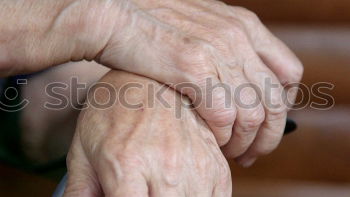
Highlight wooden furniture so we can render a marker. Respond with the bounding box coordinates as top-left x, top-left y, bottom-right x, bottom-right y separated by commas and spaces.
224, 0, 350, 23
